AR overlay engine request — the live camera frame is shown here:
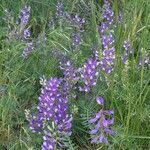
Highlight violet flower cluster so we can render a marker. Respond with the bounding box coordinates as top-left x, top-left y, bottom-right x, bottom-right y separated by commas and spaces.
28, 77, 72, 150
60, 61, 78, 94
89, 96, 114, 144
71, 33, 81, 47
18, 5, 33, 58
138, 52, 149, 68
68, 14, 85, 48
102, 1, 114, 25
22, 42, 34, 58
69, 14, 85, 32
91, 47, 99, 60
99, 1, 115, 74
42, 131, 56, 150
19, 5, 30, 29
122, 40, 133, 64
79, 58, 99, 92
56, 0, 64, 19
